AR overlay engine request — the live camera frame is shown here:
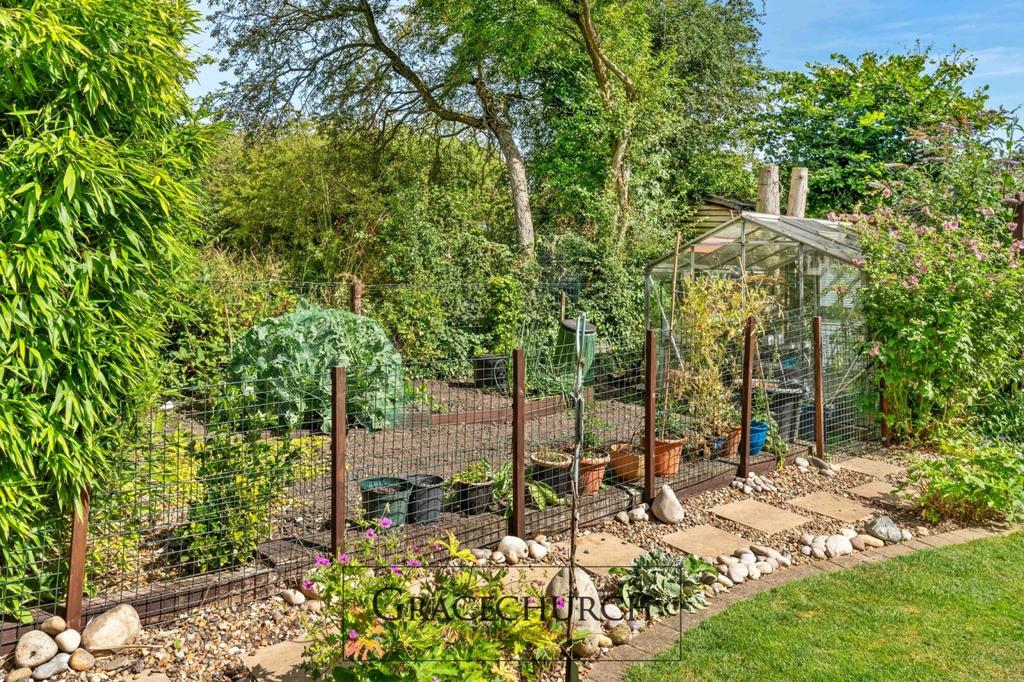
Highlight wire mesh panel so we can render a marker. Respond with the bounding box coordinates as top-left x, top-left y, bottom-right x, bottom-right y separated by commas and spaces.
819, 319, 878, 459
